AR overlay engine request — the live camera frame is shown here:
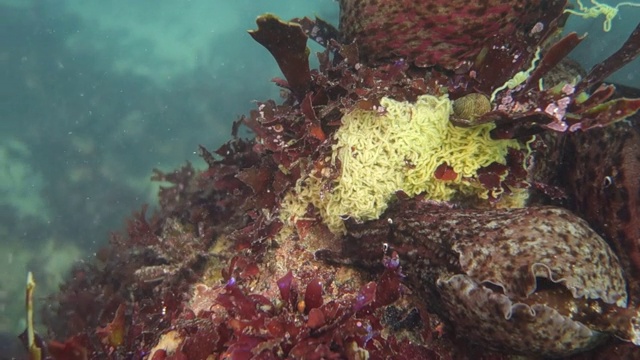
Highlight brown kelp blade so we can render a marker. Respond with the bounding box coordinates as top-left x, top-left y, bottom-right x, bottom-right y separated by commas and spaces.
576, 22, 640, 94
569, 97, 640, 131
249, 14, 311, 100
